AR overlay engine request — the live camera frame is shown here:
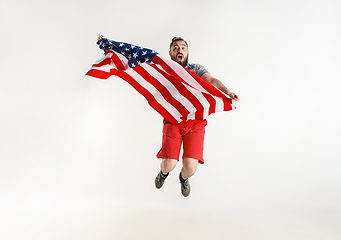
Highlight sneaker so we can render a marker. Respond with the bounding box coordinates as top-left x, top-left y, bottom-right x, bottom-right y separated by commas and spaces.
179, 172, 190, 197
155, 171, 168, 189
